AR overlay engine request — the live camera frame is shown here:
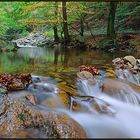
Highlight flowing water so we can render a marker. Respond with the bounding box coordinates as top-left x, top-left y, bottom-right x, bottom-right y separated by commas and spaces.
0, 46, 140, 138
